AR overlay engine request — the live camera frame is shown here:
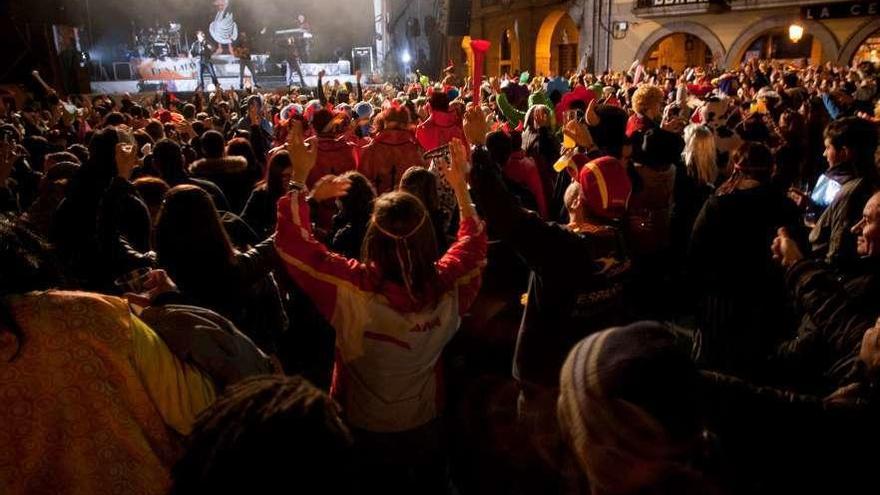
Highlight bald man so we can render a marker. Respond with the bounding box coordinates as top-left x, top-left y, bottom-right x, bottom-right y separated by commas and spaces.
770, 190, 880, 392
